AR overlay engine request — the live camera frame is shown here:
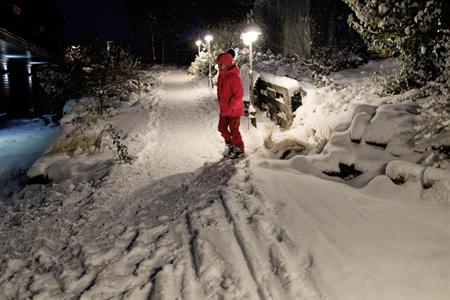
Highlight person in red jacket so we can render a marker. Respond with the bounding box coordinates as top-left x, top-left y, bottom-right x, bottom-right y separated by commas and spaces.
216, 52, 245, 158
